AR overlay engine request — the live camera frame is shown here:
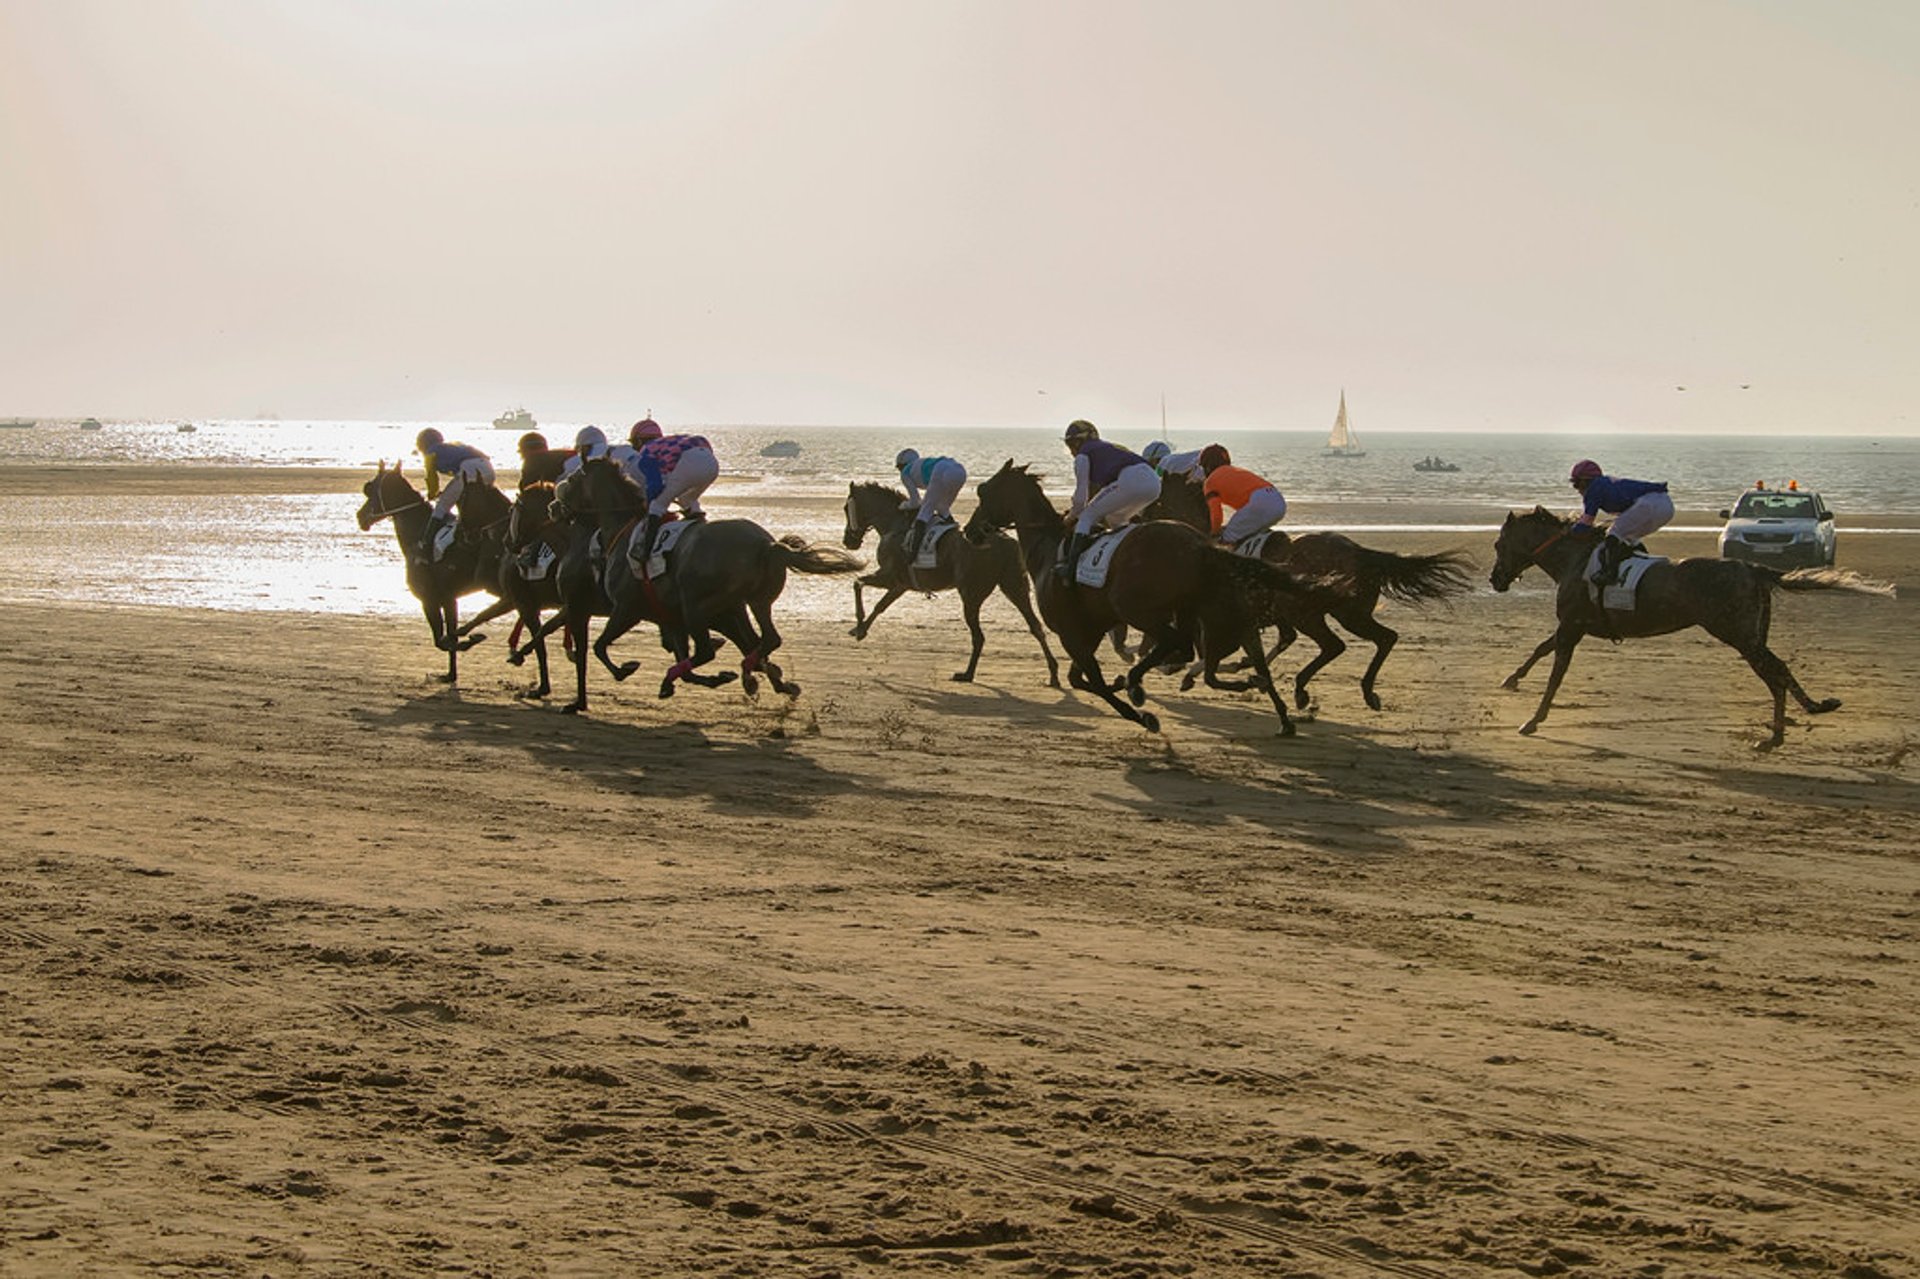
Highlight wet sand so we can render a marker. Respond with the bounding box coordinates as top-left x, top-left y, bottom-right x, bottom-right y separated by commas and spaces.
1, 472, 1915, 1276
